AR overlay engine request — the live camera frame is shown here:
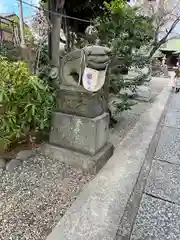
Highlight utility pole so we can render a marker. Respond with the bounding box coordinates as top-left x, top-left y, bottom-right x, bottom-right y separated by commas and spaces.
18, 0, 26, 48
17, 0, 33, 70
